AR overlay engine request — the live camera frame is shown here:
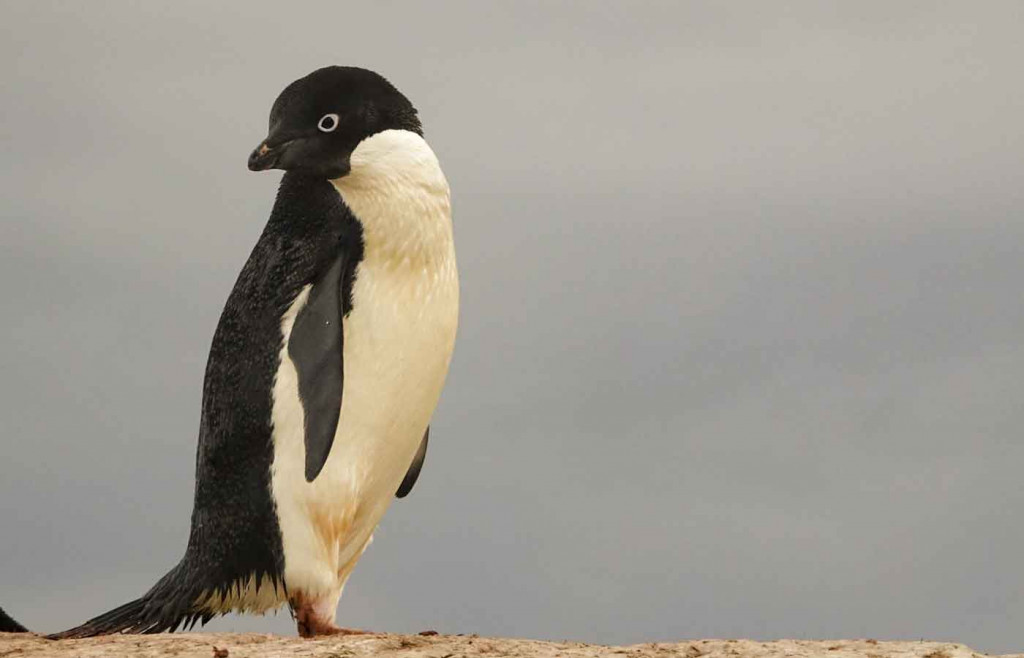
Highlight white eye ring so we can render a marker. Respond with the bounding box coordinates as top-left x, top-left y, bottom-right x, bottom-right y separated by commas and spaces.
317, 113, 339, 132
